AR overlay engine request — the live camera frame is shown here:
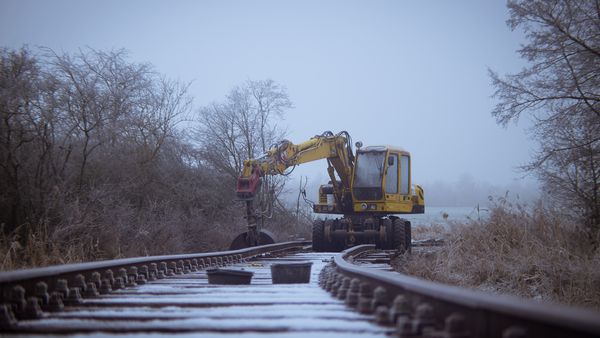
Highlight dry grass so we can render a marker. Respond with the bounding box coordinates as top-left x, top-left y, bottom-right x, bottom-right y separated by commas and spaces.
0, 224, 89, 271
393, 200, 600, 311
0, 208, 312, 271
411, 222, 447, 240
